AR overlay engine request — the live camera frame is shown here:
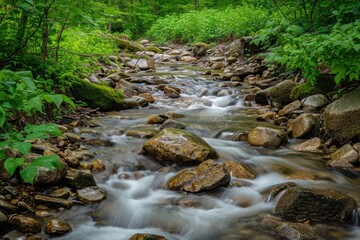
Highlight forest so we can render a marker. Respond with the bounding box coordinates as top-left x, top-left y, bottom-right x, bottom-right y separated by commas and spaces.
1, 1, 360, 239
